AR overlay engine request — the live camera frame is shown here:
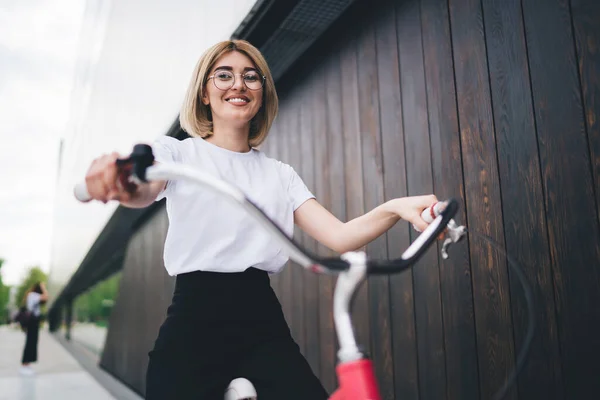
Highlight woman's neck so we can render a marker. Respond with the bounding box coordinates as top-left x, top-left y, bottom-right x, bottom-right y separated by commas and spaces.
206, 121, 251, 153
